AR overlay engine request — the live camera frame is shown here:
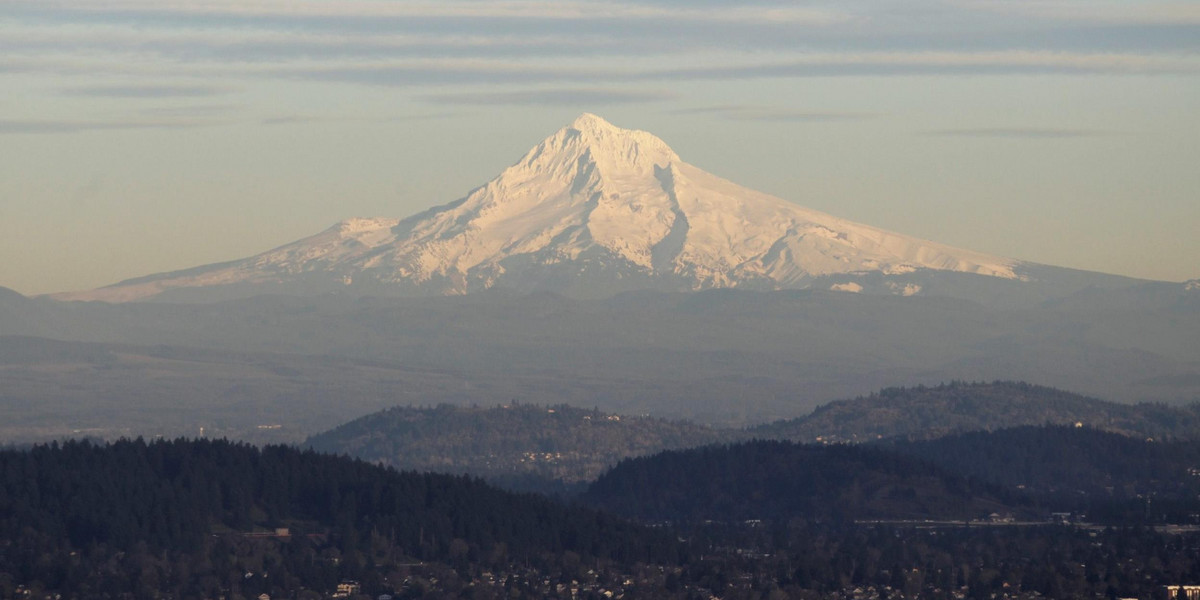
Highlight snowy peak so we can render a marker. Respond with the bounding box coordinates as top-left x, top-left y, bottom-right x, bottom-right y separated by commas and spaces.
53, 114, 1028, 302
504, 113, 680, 195
563, 112, 679, 173
389, 115, 693, 280
570, 112, 612, 132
